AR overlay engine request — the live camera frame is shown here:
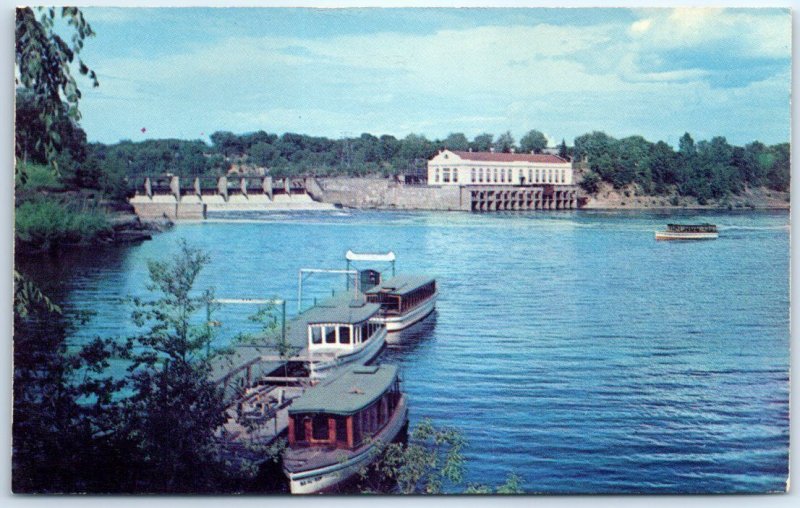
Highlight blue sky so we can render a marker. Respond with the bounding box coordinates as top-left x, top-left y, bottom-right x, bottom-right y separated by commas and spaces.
71, 7, 791, 146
